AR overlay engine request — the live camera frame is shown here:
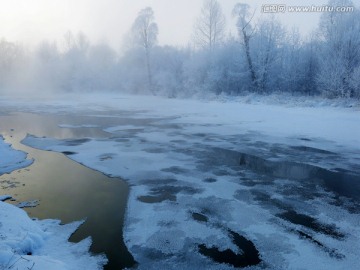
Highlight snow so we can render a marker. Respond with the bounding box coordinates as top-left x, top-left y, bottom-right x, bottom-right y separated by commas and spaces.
0, 202, 107, 270
0, 195, 11, 201
0, 136, 107, 270
2, 93, 360, 269
0, 135, 33, 174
